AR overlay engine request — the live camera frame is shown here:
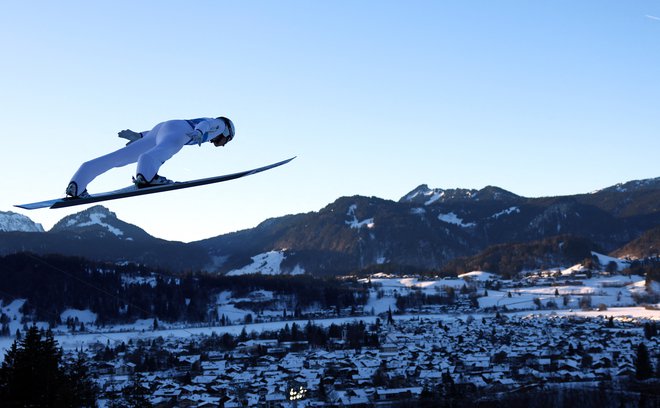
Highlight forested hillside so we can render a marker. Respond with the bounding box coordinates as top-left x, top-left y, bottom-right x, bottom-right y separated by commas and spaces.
0, 253, 368, 326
